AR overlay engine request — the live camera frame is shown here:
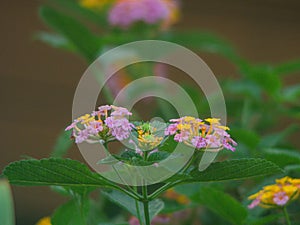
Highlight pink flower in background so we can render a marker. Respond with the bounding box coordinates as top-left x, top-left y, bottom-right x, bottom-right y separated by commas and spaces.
108, 0, 172, 28
248, 196, 261, 209
129, 217, 140, 225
